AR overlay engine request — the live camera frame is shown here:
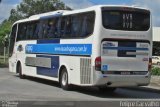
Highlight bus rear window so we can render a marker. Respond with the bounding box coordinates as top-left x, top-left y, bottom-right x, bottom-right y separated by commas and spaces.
102, 8, 150, 31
